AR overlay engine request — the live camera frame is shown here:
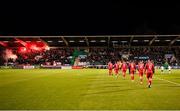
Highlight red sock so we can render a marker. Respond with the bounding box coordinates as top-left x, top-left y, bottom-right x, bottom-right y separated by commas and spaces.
131, 74, 134, 80
109, 70, 112, 75
115, 71, 118, 75
147, 78, 151, 85
140, 76, 143, 82
149, 79, 152, 85
123, 73, 125, 77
